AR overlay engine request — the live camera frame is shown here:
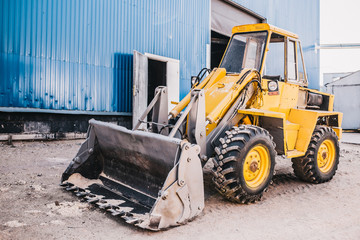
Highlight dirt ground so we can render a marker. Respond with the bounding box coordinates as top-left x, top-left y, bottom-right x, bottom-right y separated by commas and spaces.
0, 140, 360, 240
